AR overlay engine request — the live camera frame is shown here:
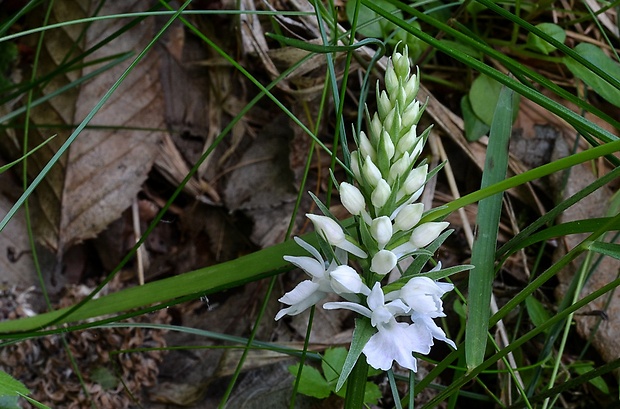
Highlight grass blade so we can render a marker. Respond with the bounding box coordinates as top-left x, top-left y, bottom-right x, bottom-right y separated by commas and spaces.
465, 85, 514, 370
